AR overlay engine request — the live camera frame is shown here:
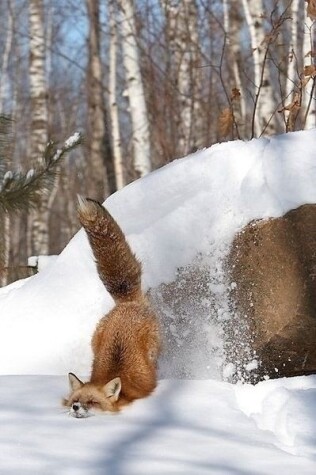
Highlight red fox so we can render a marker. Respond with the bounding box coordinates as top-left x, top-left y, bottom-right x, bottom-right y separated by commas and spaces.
63, 197, 161, 417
